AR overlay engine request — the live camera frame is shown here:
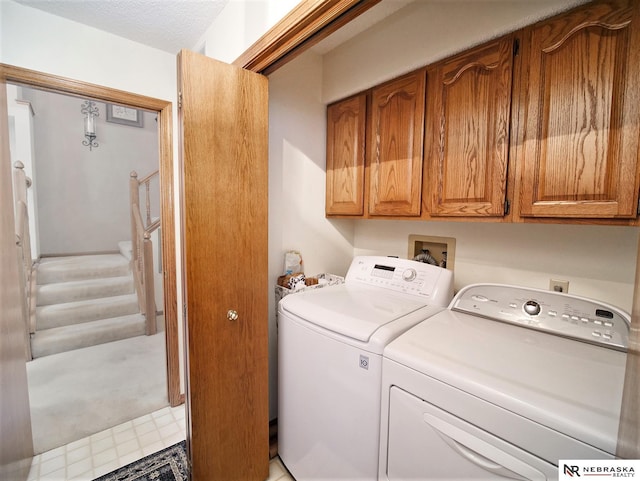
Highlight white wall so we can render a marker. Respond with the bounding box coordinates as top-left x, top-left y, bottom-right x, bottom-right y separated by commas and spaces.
353, 221, 638, 312
200, 0, 300, 62
0, 2, 176, 101
21, 88, 158, 255
268, 51, 356, 418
